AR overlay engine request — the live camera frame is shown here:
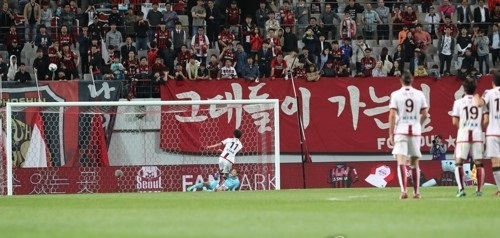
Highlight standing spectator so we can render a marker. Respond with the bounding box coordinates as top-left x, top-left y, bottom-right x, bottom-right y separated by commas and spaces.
393, 44, 403, 63
226, 1, 241, 35
375, 0, 390, 41
257, 41, 273, 78
402, 5, 418, 27
430, 135, 447, 161
59, 25, 73, 48
280, 1, 294, 31
413, 24, 432, 52
106, 23, 123, 53
270, 53, 287, 80
207, 54, 220, 79
354, 36, 370, 74
171, 21, 187, 56
491, 24, 500, 67
302, 28, 319, 61
218, 25, 235, 53
318, 48, 333, 72
340, 38, 353, 65
282, 26, 298, 54
250, 27, 263, 58
163, 2, 178, 32
267, 28, 282, 56
372, 60, 387, 77
474, 0, 491, 35
295, 0, 309, 37
191, 27, 210, 63
421, 0, 434, 14
108, 5, 124, 30
438, 0, 454, 21
359, 48, 377, 77
234, 43, 247, 77
24, 0, 41, 44
186, 57, 199, 80
173, 0, 187, 15
320, 4, 340, 40
34, 25, 51, 55
33, 49, 49, 80
309, 0, 322, 15
492, 3, 500, 25
123, 8, 138, 39
361, 4, 381, 40
241, 15, 256, 54
438, 26, 455, 76
206, 0, 222, 48
0, 2, 15, 41
134, 12, 150, 51
8, 39, 24, 64
59, 4, 75, 33
40, 3, 52, 34
84, 5, 97, 27
437, 16, 458, 38
344, 0, 364, 24
456, 0, 473, 30
265, 11, 280, 32
148, 2, 164, 42
0, 54, 7, 80
155, 23, 171, 61
284, 50, 299, 70
425, 6, 441, 39
340, 13, 356, 41
317, 34, 332, 56
398, 25, 409, 45
306, 17, 323, 38
299, 47, 316, 68
191, 0, 206, 36
256, 1, 270, 37
402, 32, 416, 64
78, 26, 91, 74
391, 5, 404, 39
474, 29, 490, 75
88, 15, 104, 40
219, 43, 235, 64
60, 44, 79, 80
409, 48, 426, 75
456, 27, 472, 70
